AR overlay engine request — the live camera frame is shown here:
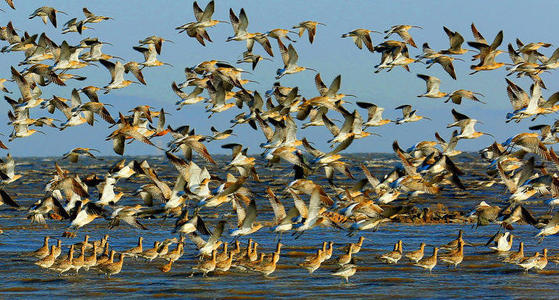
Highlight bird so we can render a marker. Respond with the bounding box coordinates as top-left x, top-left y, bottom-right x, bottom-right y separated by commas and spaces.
293, 21, 325, 44
517, 251, 540, 272
426, 55, 461, 80
405, 243, 426, 263
536, 211, 559, 241
100, 59, 138, 93
439, 240, 464, 268
29, 6, 67, 27
380, 240, 403, 264
276, 41, 316, 79
394, 105, 431, 124
298, 248, 323, 274
62, 148, 101, 163
440, 26, 468, 55
98, 252, 125, 278
414, 247, 438, 273
25, 236, 50, 259
229, 196, 263, 236
341, 29, 380, 52
331, 264, 357, 283
448, 109, 492, 140
486, 231, 513, 252
192, 250, 217, 277
384, 25, 421, 47
503, 242, 524, 264
445, 89, 485, 104
49, 244, 74, 275
356, 102, 391, 128
416, 74, 447, 98
34, 245, 56, 269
